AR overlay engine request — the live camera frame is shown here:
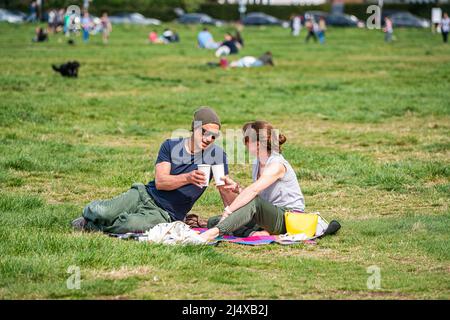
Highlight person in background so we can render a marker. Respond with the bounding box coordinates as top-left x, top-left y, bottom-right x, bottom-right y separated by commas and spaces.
234, 30, 244, 47
101, 12, 112, 44
36, 0, 42, 21
63, 9, 70, 36
170, 29, 180, 43
56, 9, 65, 33
197, 28, 219, 49
148, 30, 163, 44
81, 11, 92, 43
216, 52, 274, 69
440, 12, 449, 43
305, 18, 317, 43
32, 27, 48, 42
215, 32, 239, 57
161, 28, 179, 43
318, 17, 327, 44
47, 9, 56, 33
291, 14, 301, 37
26, 1, 37, 22
384, 17, 394, 43
231, 51, 274, 68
